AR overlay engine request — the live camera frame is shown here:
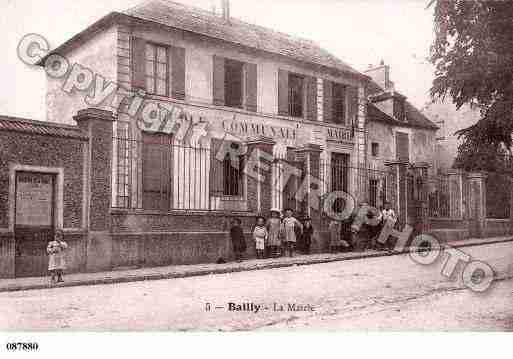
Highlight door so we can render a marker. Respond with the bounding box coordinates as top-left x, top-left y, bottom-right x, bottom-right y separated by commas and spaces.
14, 172, 55, 278
331, 153, 349, 212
